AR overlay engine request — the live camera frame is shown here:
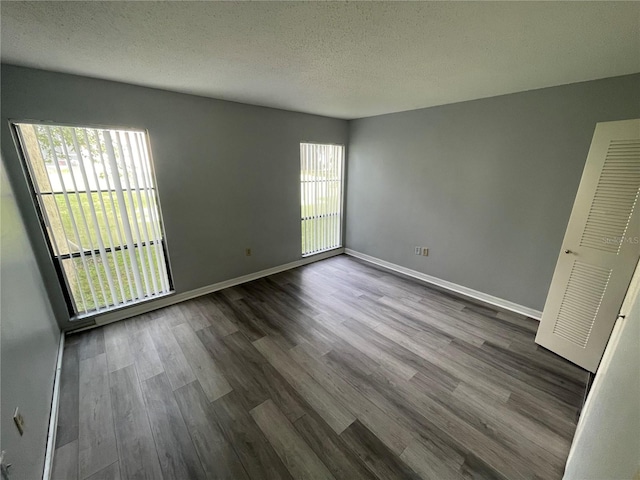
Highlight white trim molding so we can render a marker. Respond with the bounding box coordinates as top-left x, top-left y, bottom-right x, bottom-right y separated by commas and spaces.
345, 248, 542, 320
80, 248, 345, 330
43, 333, 65, 480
